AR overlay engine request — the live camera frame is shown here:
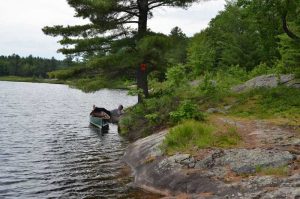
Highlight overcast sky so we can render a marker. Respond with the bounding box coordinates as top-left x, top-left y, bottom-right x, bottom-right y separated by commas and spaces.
0, 0, 225, 60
